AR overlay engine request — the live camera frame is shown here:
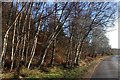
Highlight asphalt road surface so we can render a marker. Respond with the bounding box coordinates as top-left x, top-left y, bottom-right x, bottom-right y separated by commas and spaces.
91, 56, 120, 79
